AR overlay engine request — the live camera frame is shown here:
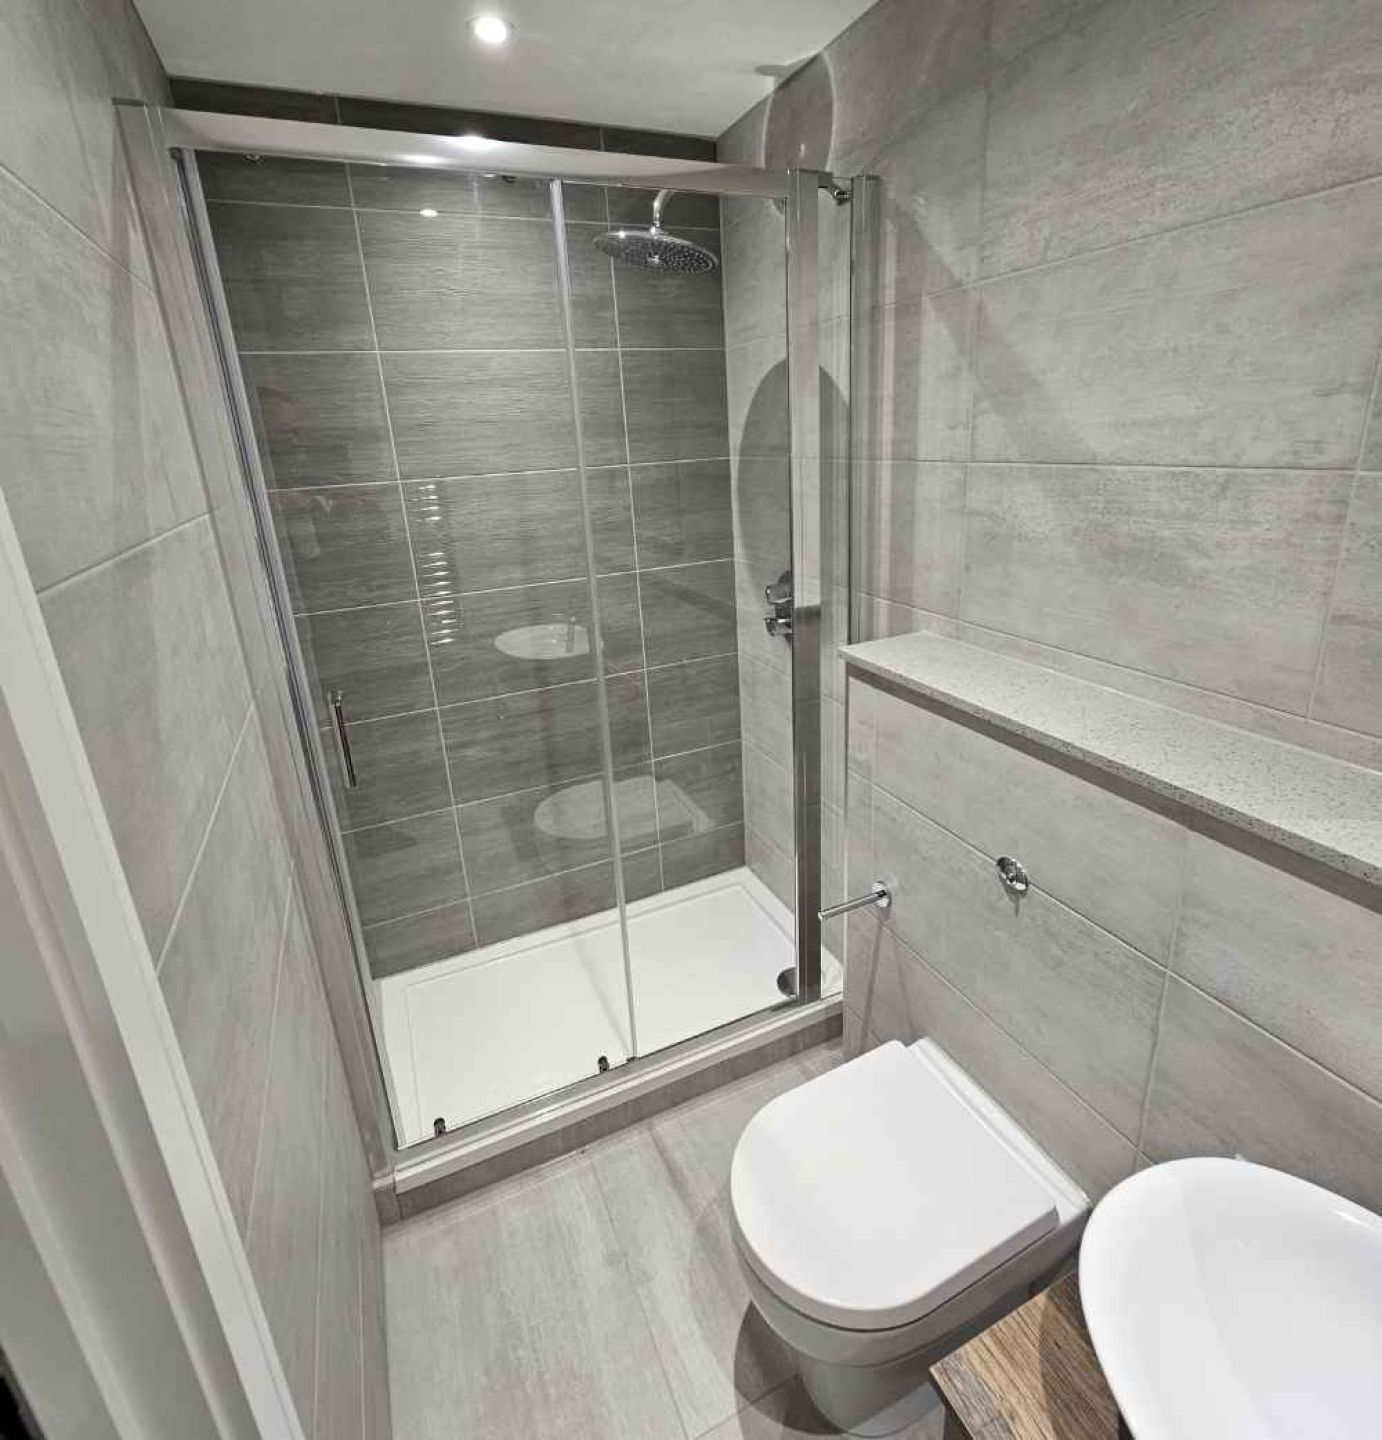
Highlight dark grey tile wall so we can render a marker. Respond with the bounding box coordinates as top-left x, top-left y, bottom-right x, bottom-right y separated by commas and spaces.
204, 145, 739, 980
721, 0, 1382, 770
